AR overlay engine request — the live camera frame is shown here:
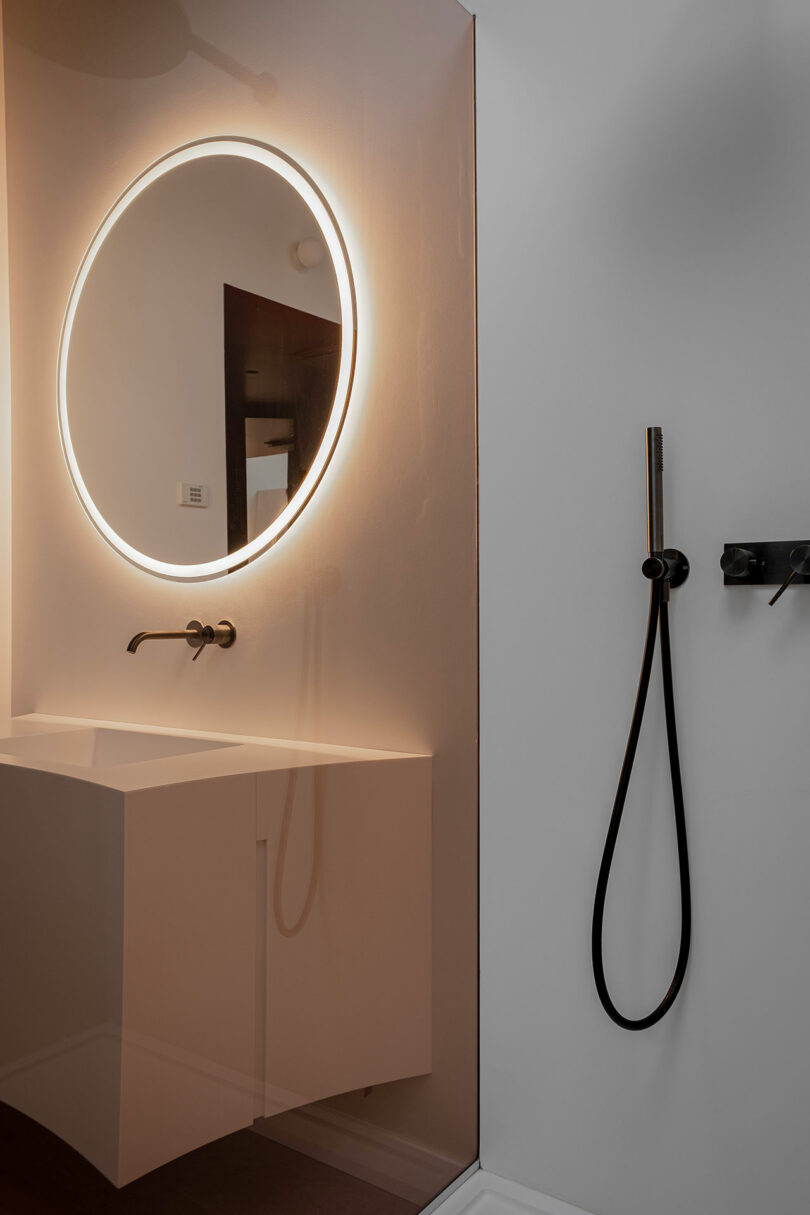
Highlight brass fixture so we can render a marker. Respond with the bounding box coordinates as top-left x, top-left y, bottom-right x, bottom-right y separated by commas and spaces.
126, 620, 236, 661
